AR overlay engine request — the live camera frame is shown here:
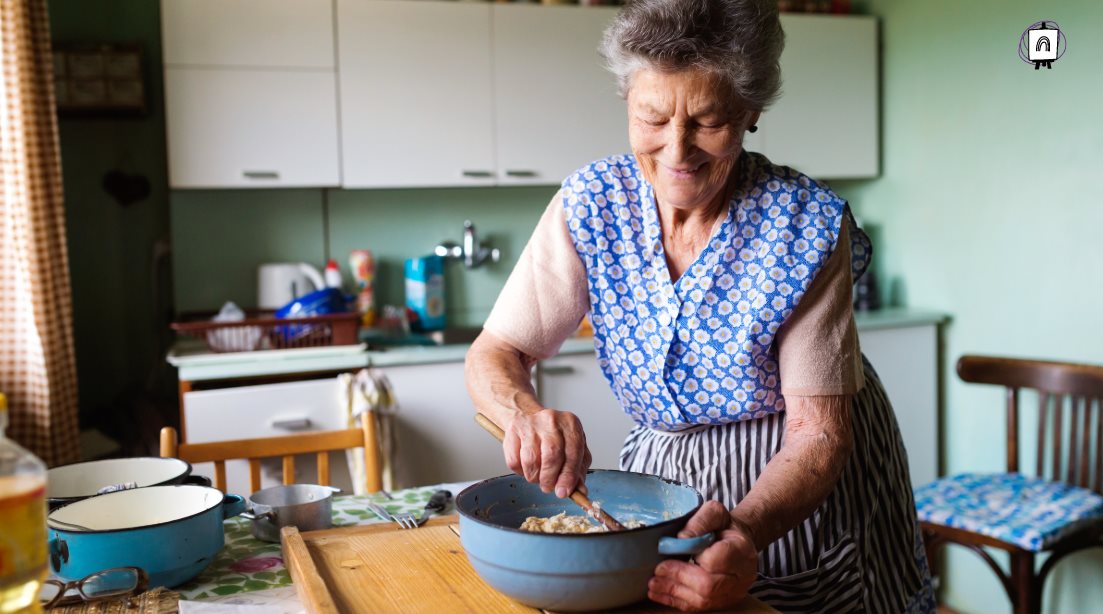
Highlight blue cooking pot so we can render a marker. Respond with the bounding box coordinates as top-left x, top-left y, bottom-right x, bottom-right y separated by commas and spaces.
456, 470, 715, 612
47, 485, 245, 588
